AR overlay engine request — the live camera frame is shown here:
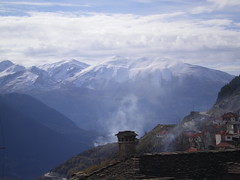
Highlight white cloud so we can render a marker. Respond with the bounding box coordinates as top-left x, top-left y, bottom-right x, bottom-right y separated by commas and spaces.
133, 0, 189, 3
199, 19, 233, 27
0, 1, 90, 7
208, 0, 240, 8
191, 0, 240, 15
190, 6, 214, 14
133, 0, 154, 3
217, 65, 240, 75
0, 12, 239, 74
